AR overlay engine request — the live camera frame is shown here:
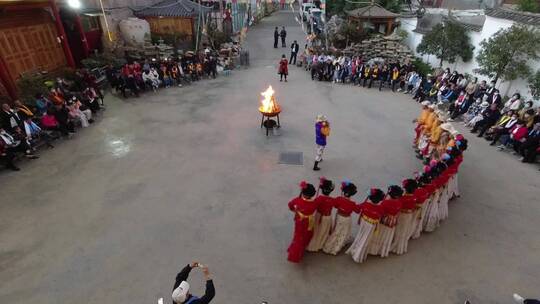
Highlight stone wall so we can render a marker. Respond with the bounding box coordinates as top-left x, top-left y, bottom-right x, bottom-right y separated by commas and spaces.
342, 34, 414, 63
